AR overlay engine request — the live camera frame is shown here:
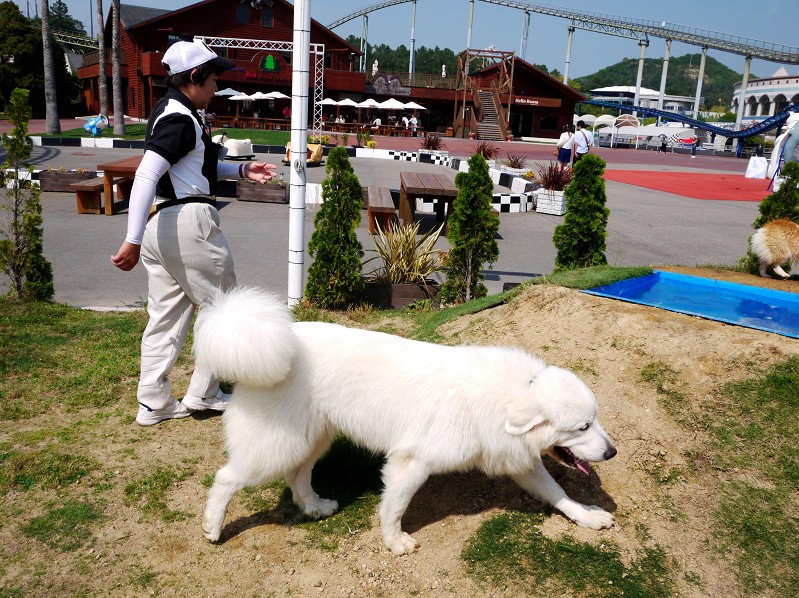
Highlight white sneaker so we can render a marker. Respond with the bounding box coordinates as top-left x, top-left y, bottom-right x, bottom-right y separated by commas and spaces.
181, 389, 231, 412
136, 399, 191, 426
